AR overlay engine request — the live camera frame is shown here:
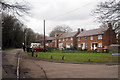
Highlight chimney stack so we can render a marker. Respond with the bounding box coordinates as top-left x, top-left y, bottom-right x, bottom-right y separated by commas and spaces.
78, 28, 80, 33
108, 23, 112, 29
81, 28, 84, 32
